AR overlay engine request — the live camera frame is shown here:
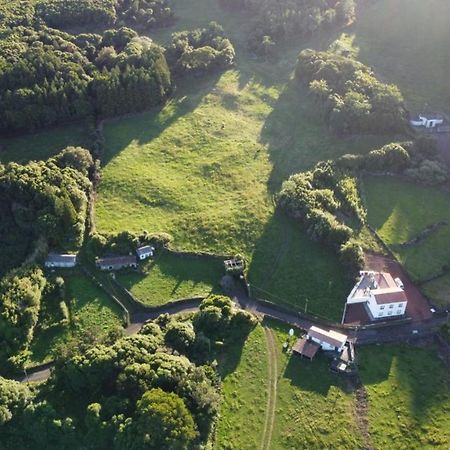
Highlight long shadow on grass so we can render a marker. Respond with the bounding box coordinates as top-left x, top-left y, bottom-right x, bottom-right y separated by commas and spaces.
247, 211, 350, 322
359, 344, 450, 421
101, 72, 223, 166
